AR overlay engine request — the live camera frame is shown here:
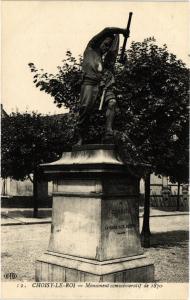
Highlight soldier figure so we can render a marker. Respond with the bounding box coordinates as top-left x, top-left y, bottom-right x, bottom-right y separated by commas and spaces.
76, 27, 129, 145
